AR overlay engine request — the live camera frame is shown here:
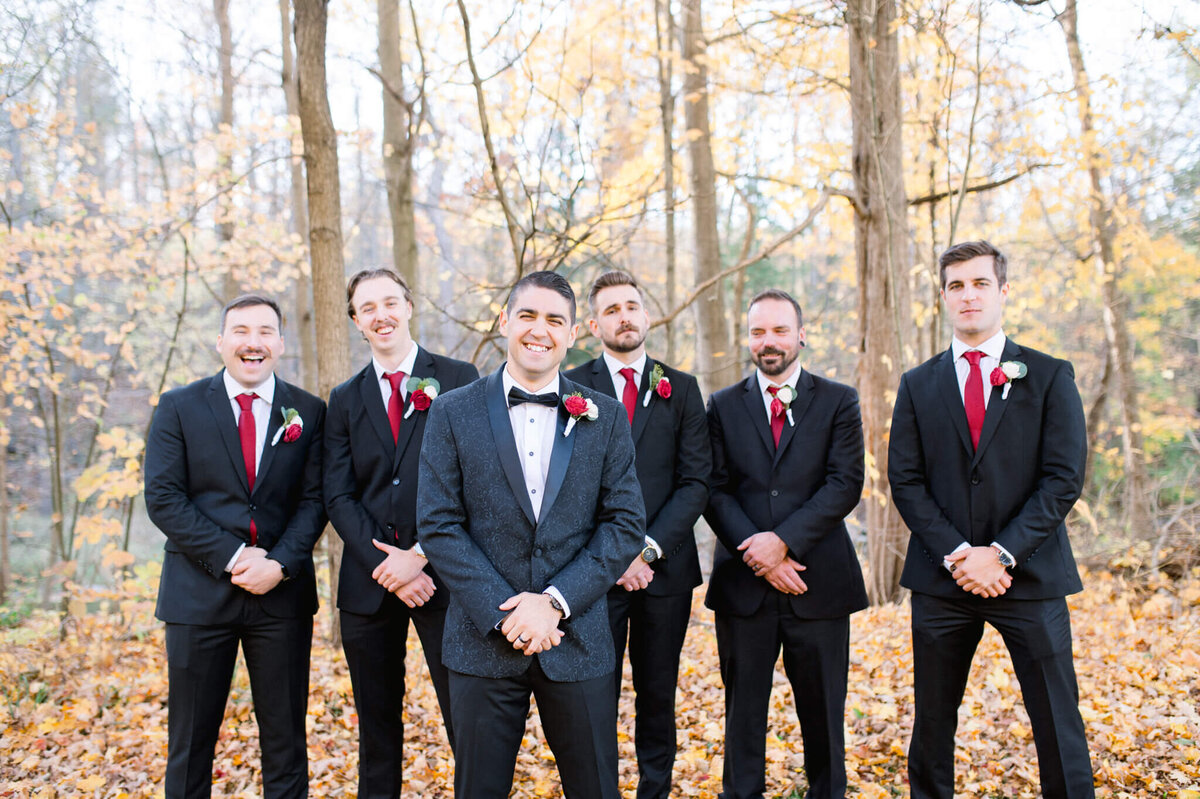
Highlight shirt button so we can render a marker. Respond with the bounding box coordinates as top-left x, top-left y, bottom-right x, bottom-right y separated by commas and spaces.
531, 489, 537, 494
528, 451, 535, 457
392, 478, 400, 486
